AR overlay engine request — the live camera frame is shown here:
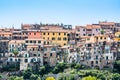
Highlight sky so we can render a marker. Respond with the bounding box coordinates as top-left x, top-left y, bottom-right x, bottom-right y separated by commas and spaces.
0, 0, 120, 28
